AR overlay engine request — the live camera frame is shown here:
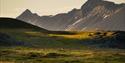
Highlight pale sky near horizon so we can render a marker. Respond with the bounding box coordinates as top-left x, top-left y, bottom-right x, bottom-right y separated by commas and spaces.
0, 0, 125, 18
